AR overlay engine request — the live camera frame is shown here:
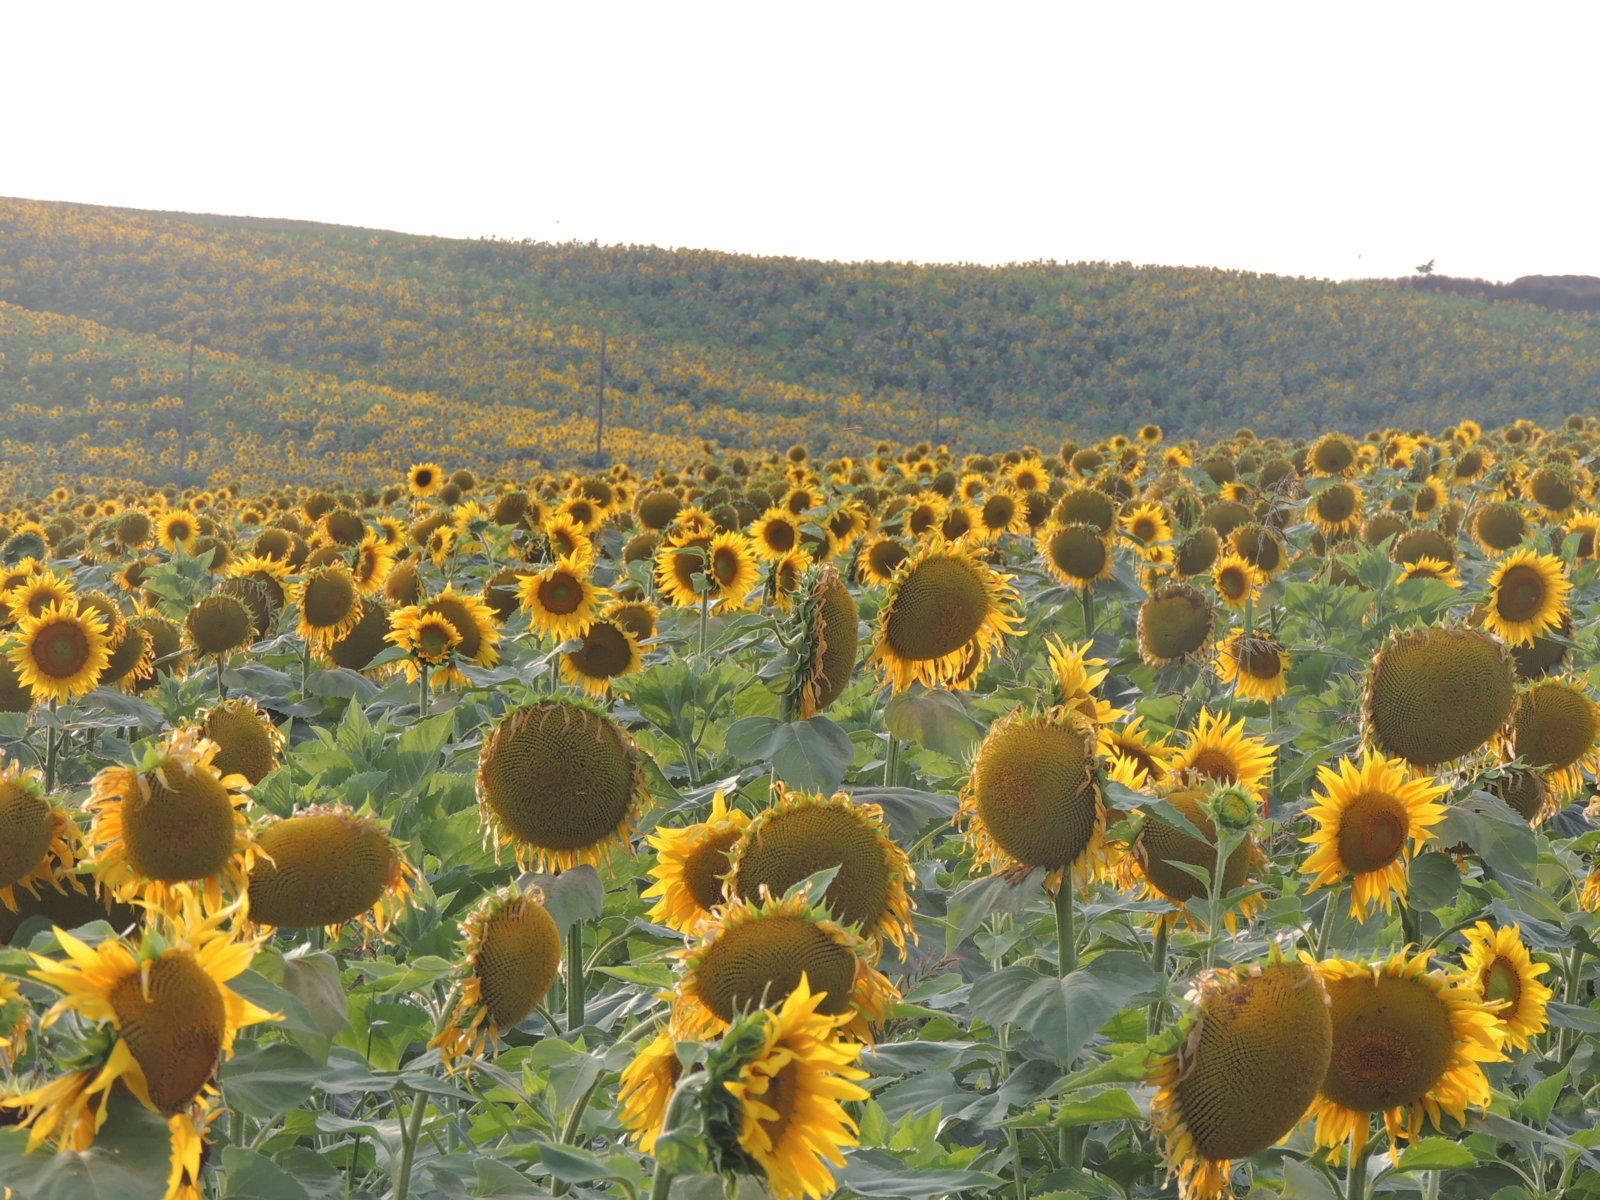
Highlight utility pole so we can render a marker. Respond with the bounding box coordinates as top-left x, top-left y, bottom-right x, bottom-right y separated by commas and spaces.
594, 330, 607, 462
180, 336, 195, 487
